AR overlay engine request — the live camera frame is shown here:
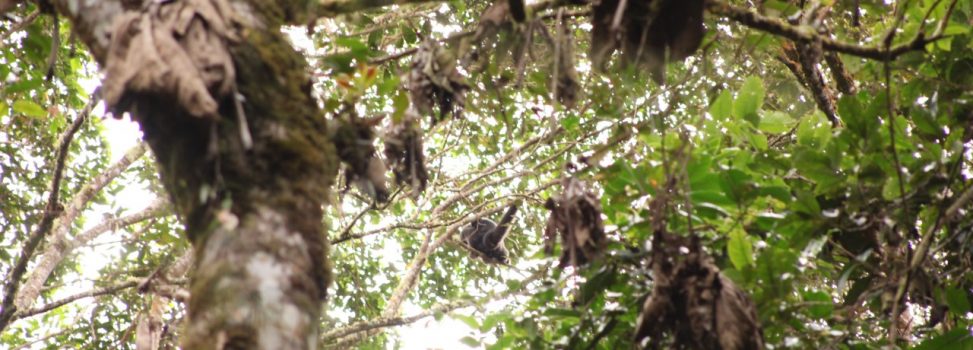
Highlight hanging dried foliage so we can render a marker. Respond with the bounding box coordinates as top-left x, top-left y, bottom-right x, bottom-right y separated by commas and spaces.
463, 0, 512, 68
554, 13, 580, 108
589, 0, 705, 83
544, 177, 607, 267
634, 232, 764, 350
383, 111, 428, 199
103, 0, 241, 119
405, 40, 469, 125
478, 0, 513, 35
330, 109, 389, 203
